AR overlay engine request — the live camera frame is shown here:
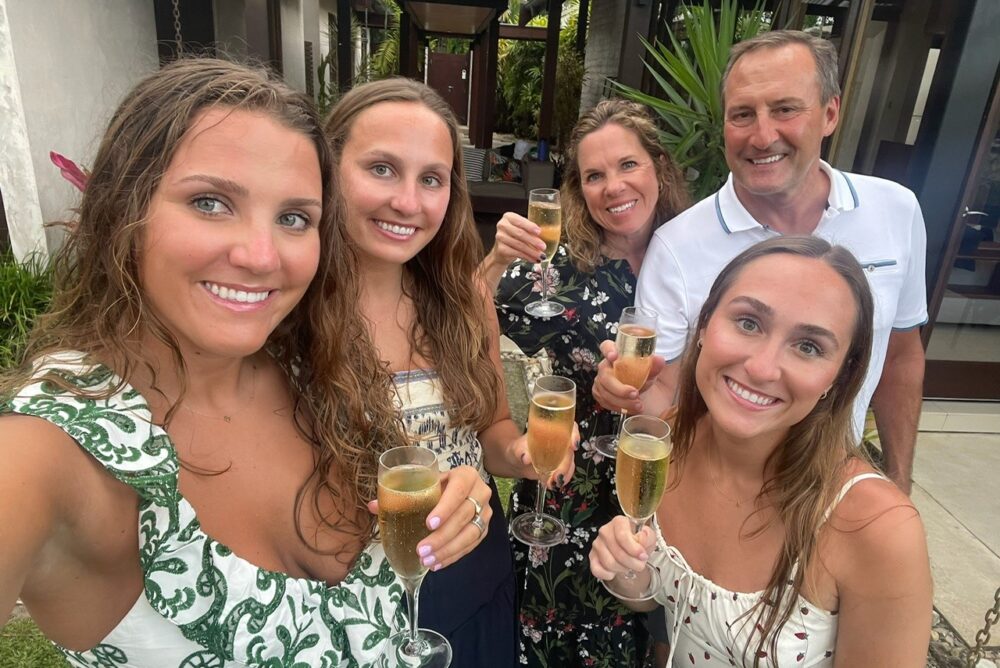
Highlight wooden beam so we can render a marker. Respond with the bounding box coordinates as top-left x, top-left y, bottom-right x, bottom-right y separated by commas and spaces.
498, 24, 547, 41
337, 0, 352, 90
537, 0, 562, 142
469, 16, 500, 148
575, 0, 589, 55
617, 0, 656, 93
